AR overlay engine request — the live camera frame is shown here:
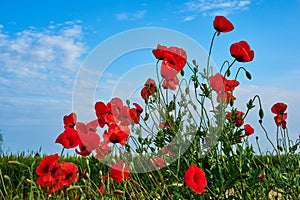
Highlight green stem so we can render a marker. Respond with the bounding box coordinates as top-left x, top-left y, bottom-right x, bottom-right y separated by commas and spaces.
206, 31, 218, 77
60, 147, 65, 157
